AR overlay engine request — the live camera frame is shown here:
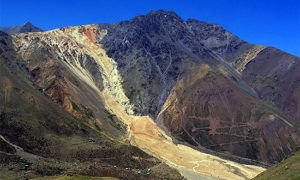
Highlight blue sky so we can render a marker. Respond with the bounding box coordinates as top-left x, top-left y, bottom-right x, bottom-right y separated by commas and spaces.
0, 0, 299, 56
